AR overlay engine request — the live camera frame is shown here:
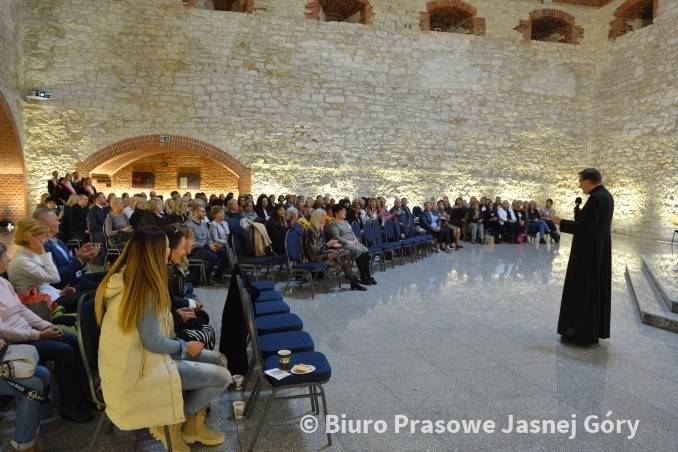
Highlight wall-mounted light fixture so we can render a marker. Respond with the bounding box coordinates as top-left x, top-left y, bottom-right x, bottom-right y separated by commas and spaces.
25, 90, 52, 102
